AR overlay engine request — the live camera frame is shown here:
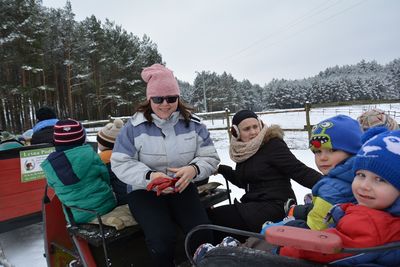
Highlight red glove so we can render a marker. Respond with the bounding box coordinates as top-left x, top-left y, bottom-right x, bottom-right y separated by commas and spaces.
146, 177, 179, 196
